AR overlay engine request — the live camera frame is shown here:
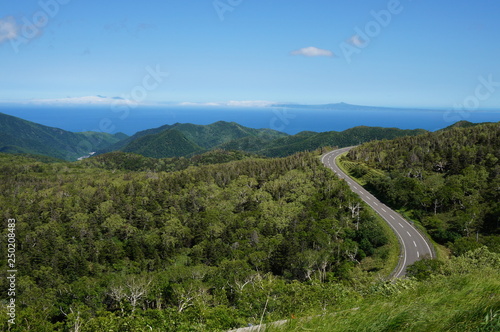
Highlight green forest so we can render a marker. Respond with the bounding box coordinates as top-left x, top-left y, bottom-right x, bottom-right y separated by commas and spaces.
343, 122, 500, 255
0, 150, 398, 331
